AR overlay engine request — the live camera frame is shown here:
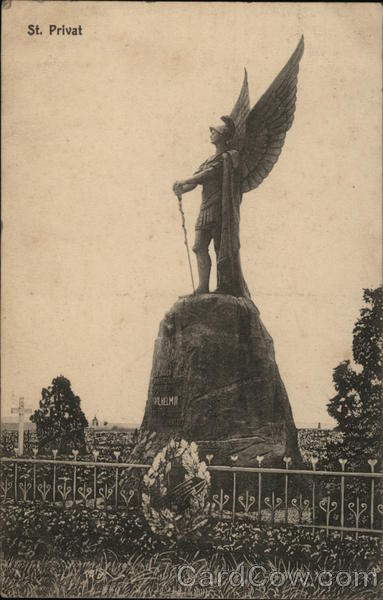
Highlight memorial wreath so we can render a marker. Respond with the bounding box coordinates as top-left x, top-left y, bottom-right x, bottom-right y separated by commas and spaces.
141, 438, 211, 541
